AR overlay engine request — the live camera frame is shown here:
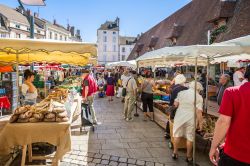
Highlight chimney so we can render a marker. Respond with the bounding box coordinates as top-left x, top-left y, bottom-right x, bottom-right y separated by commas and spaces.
16, 6, 24, 14
70, 26, 75, 36
67, 24, 70, 31
76, 29, 80, 36
115, 17, 120, 27
53, 19, 56, 25
26, 9, 32, 16
34, 12, 39, 18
